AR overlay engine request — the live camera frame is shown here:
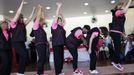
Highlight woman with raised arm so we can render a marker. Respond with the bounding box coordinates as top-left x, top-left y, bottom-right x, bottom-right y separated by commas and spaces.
0, 19, 12, 75
110, 0, 132, 71
51, 2, 66, 75
10, 0, 36, 75
31, 5, 48, 75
